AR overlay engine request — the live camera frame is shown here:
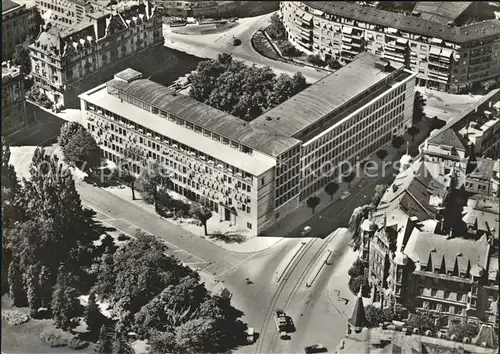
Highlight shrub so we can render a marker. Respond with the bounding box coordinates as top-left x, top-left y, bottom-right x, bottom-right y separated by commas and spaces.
306, 54, 326, 67
1, 310, 30, 326
68, 337, 89, 350
447, 321, 480, 342
348, 274, 370, 297
405, 312, 439, 334
365, 305, 385, 327
40, 329, 69, 347
117, 234, 130, 242
348, 258, 365, 278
